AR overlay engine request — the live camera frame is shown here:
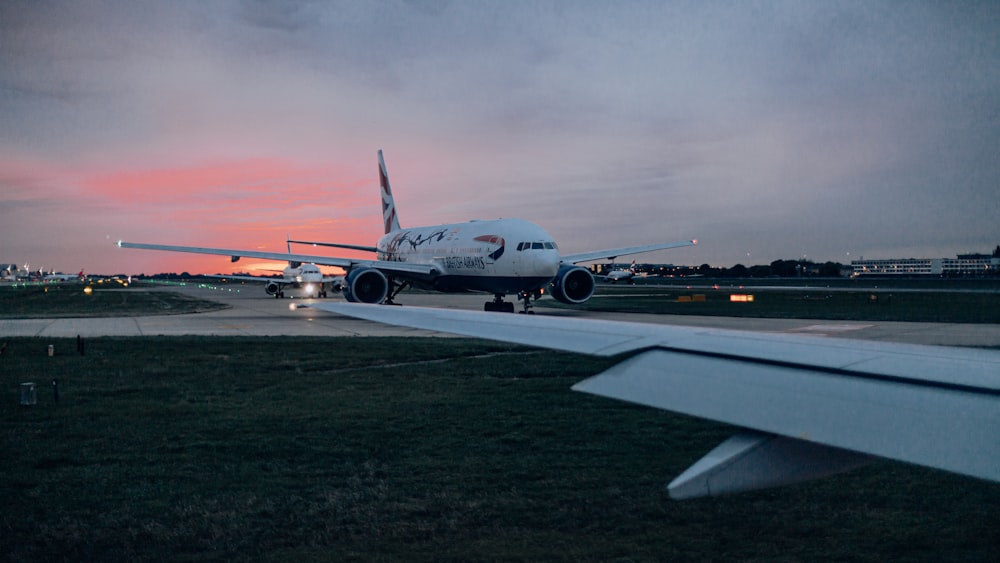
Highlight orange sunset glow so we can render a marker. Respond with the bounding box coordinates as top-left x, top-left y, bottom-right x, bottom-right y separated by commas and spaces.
101, 158, 383, 274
